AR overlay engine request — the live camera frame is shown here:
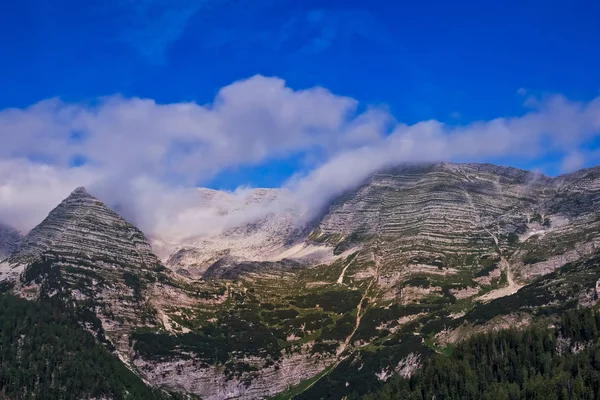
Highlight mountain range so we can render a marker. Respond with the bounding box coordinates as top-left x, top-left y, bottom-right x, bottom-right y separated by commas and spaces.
1, 162, 600, 399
